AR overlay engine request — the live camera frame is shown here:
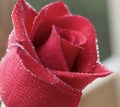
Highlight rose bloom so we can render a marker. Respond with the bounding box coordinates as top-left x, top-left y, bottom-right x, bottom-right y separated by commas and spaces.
0, 0, 112, 107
